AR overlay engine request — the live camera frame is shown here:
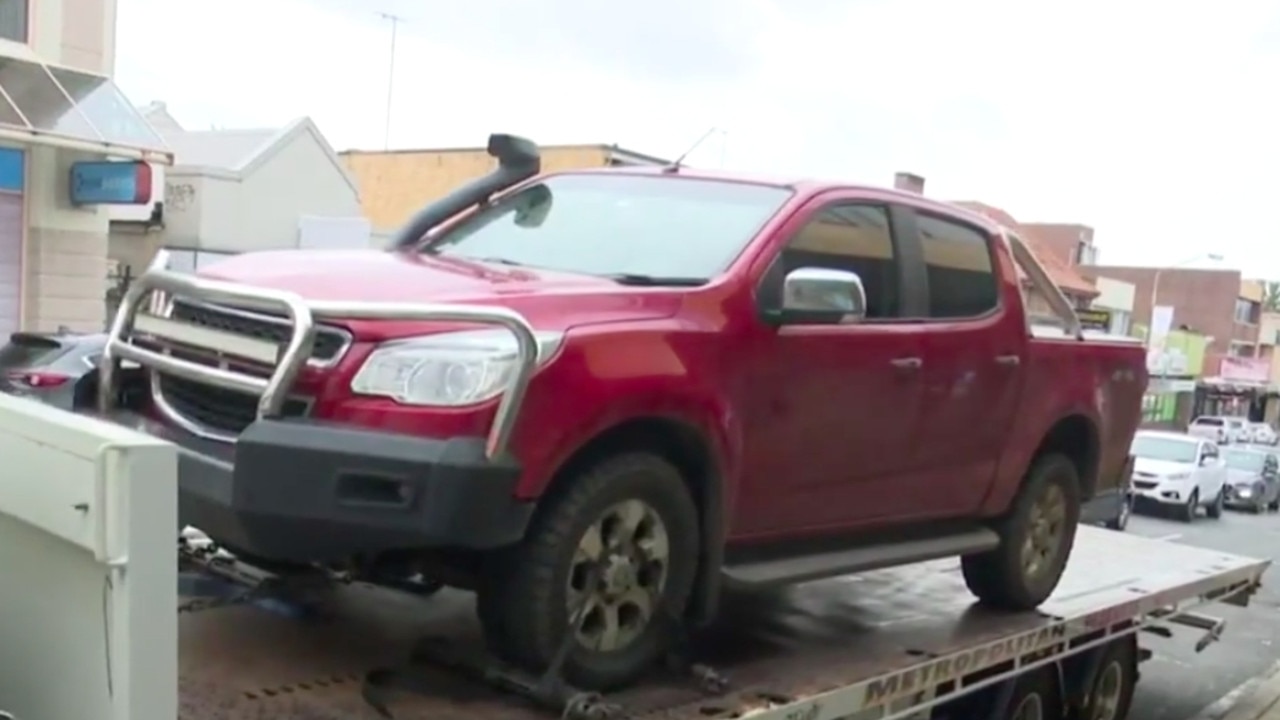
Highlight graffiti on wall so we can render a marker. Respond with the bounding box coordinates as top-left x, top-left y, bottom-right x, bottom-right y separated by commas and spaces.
165, 182, 196, 212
